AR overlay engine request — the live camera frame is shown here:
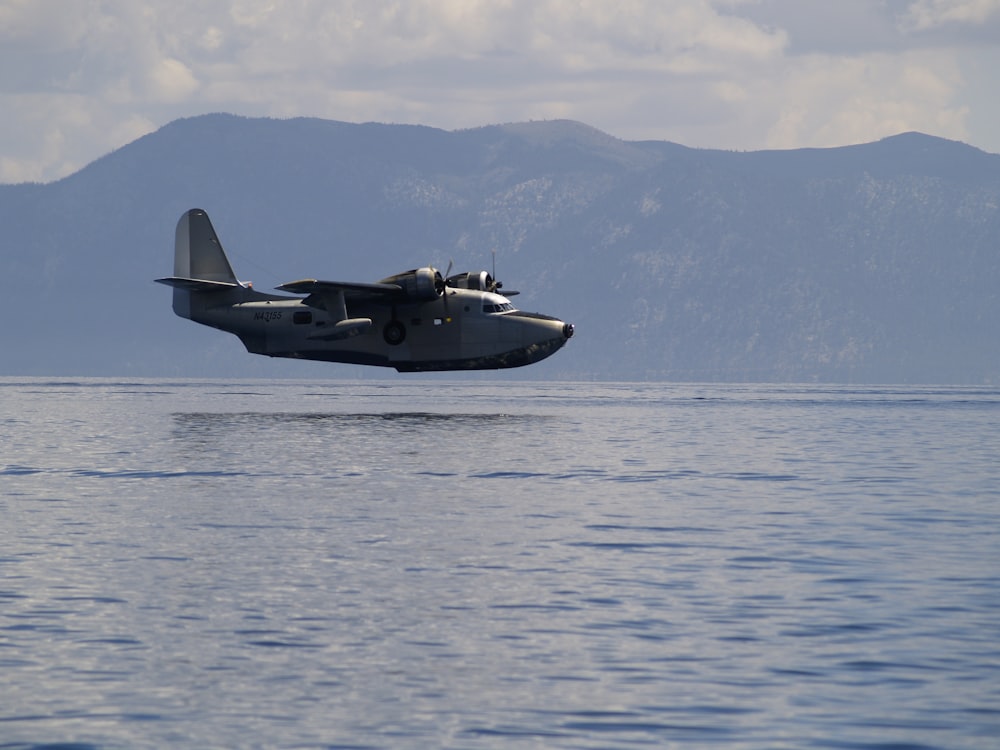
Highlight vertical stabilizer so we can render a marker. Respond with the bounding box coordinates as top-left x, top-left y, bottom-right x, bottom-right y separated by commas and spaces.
156, 209, 244, 320
174, 208, 240, 283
